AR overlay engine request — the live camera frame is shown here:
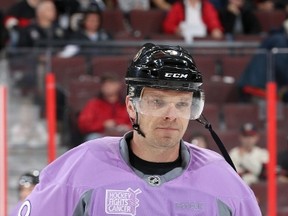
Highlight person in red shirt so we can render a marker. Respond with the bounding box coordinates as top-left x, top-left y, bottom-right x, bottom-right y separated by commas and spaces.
162, 0, 223, 41
78, 73, 131, 140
